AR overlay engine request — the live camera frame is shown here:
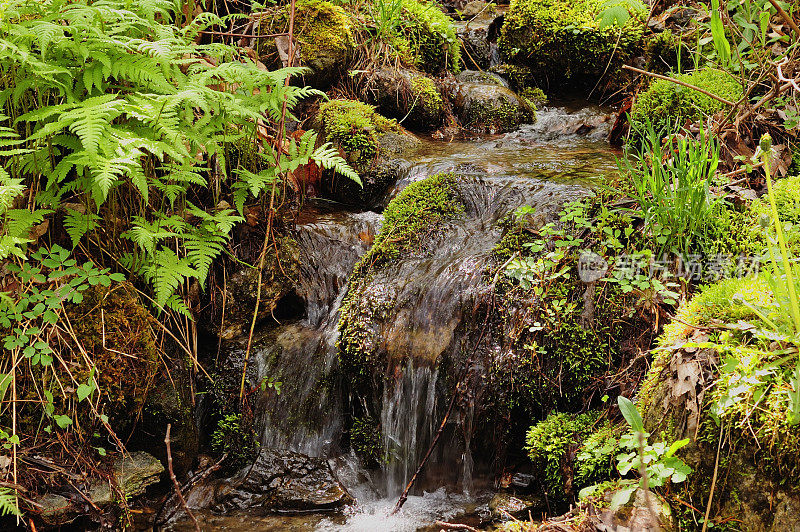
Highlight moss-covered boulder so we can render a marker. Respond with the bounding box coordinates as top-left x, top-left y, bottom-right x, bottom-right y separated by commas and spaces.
498, 0, 646, 91
257, 0, 356, 87
364, 68, 446, 131
316, 99, 421, 207
639, 277, 800, 530
450, 80, 534, 133
337, 173, 464, 393
384, 0, 462, 74
629, 68, 743, 137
